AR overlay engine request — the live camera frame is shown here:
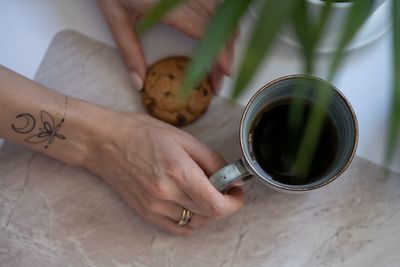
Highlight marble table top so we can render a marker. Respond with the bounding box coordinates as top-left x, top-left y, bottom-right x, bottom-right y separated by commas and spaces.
0, 31, 399, 267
